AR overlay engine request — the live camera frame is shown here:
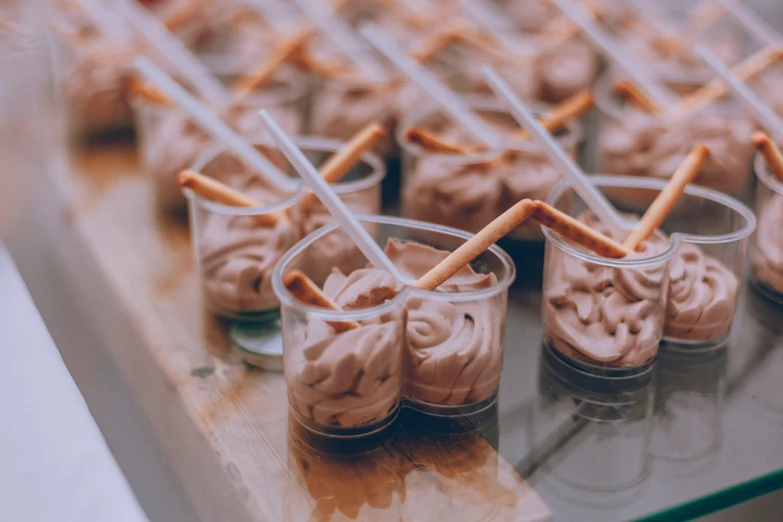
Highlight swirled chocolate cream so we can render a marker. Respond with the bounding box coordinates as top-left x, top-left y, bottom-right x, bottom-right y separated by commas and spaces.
287, 239, 506, 427
143, 103, 300, 211
751, 195, 783, 295
597, 93, 754, 194
665, 243, 739, 341
403, 112, 573, 237
287, 262, 405, 428
544, 213, 670, 367
198, 172, 300, 316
